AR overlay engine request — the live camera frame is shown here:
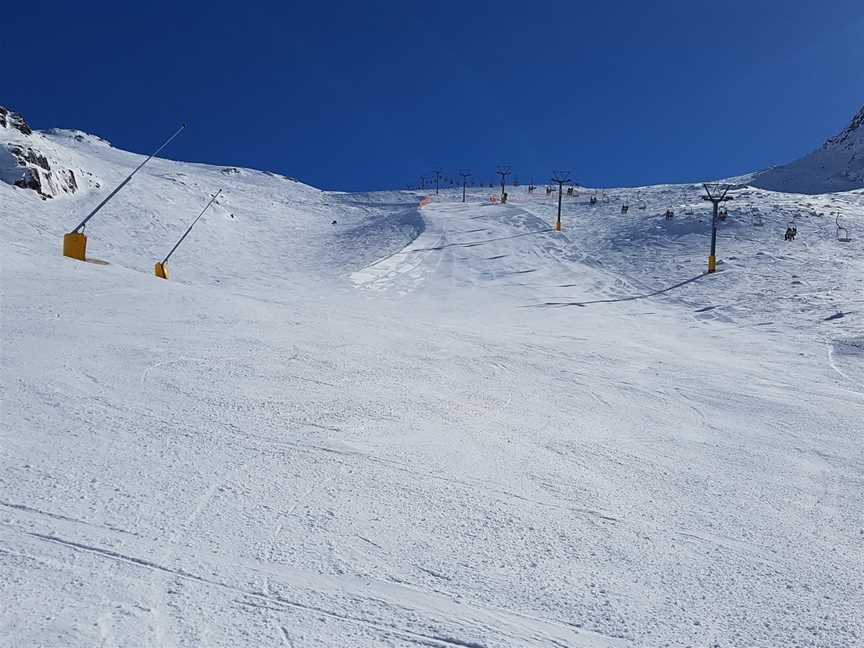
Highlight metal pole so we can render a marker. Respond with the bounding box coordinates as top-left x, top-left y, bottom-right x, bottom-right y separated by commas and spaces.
71, 124, 186, 233
496, 168, 511, 200
162, 189, 221, 264
710, 201, 718, 259
557, 181, 563, 229
551, 172, 570, 231
459, 170, 471, 203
